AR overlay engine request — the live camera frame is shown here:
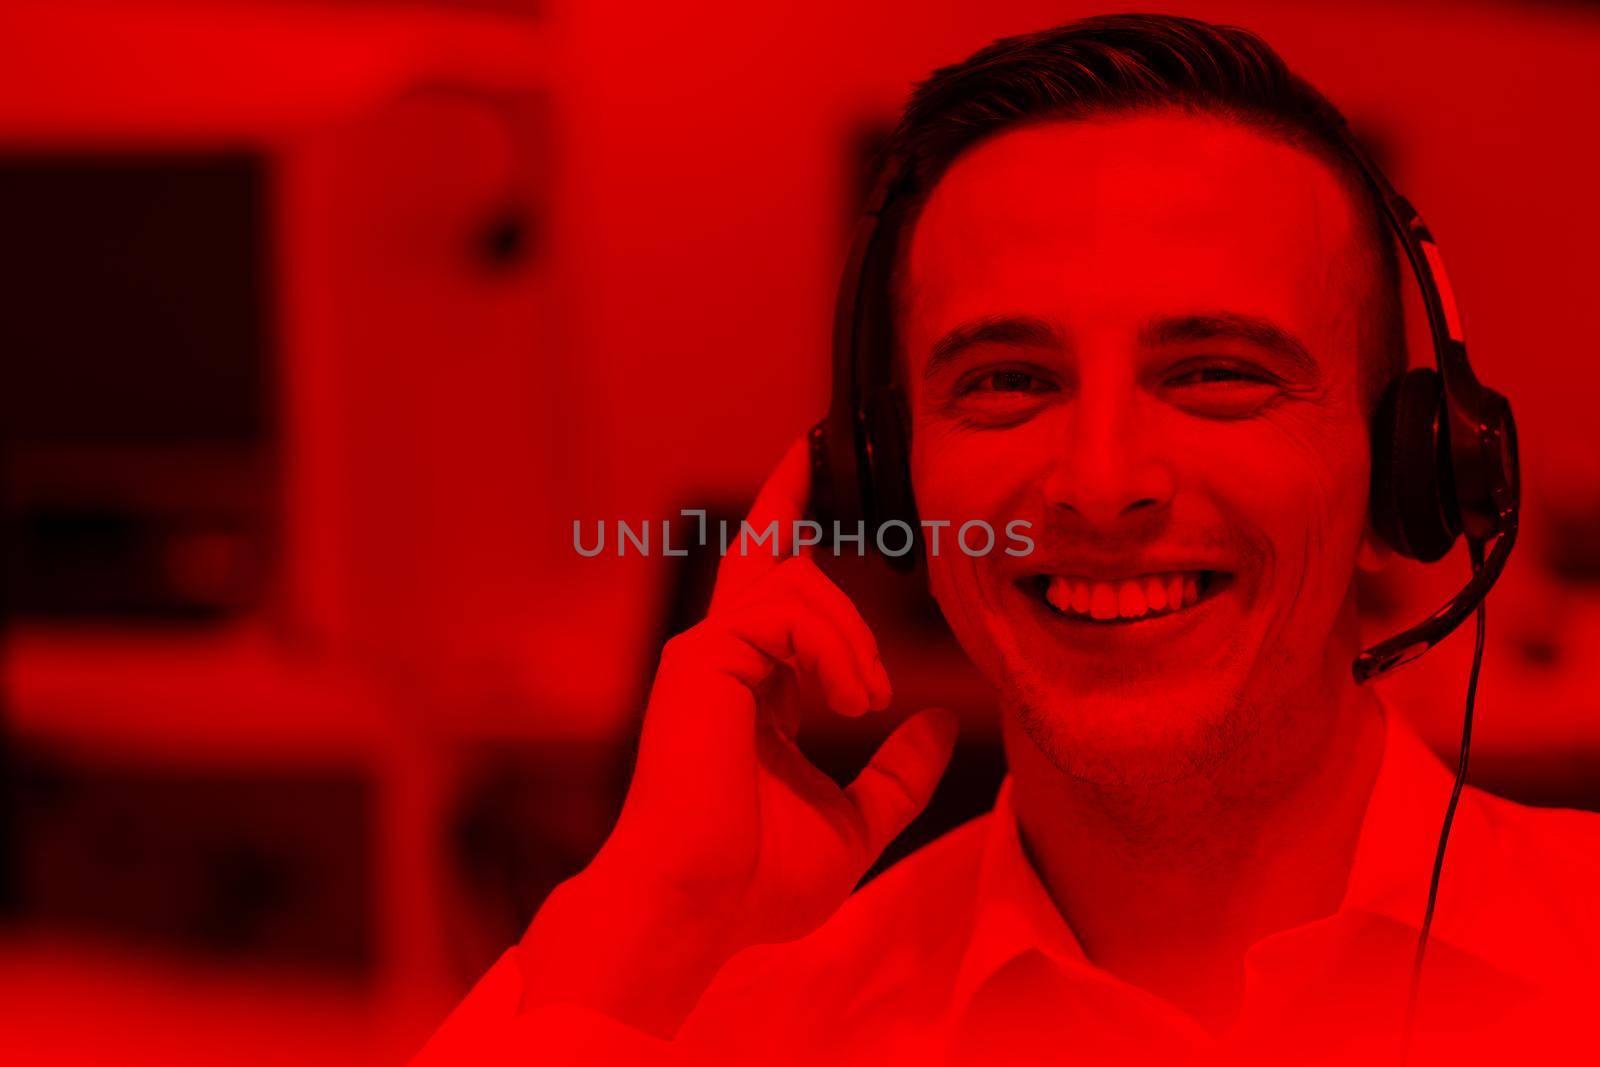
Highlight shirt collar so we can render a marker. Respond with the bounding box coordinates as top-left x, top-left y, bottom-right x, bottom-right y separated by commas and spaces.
1336, 699, 1462, 925
947, 776, 1085, 1017
948, 703, 1501, 1019
1322, 701, 1537, 990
